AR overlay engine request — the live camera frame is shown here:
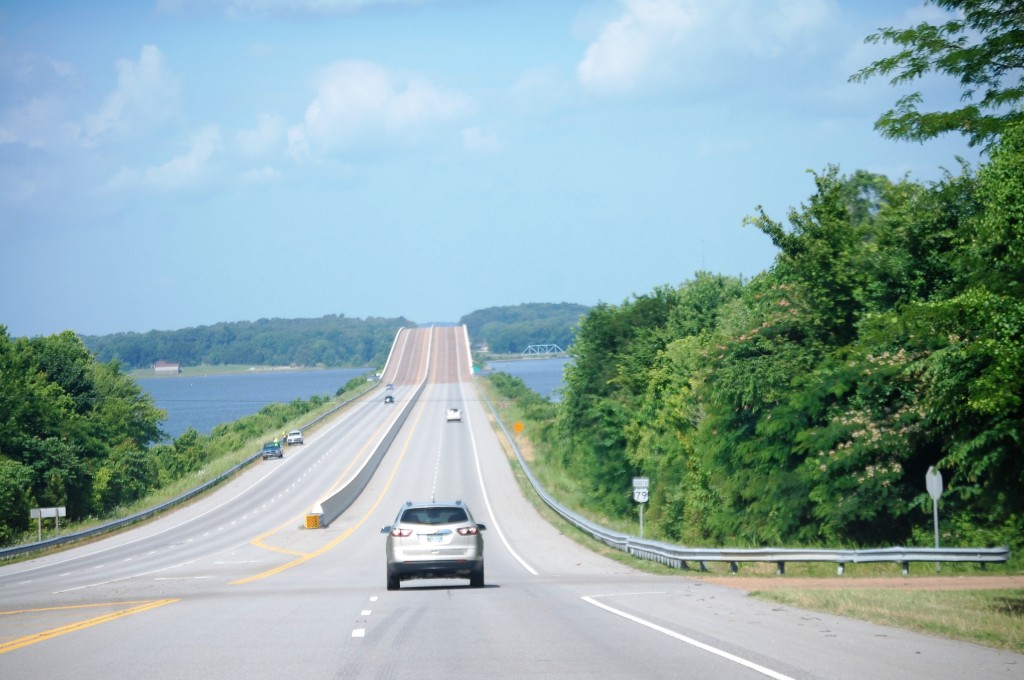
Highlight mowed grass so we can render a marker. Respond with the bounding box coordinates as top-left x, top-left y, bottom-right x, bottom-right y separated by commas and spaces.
752, 588, 1024, 652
